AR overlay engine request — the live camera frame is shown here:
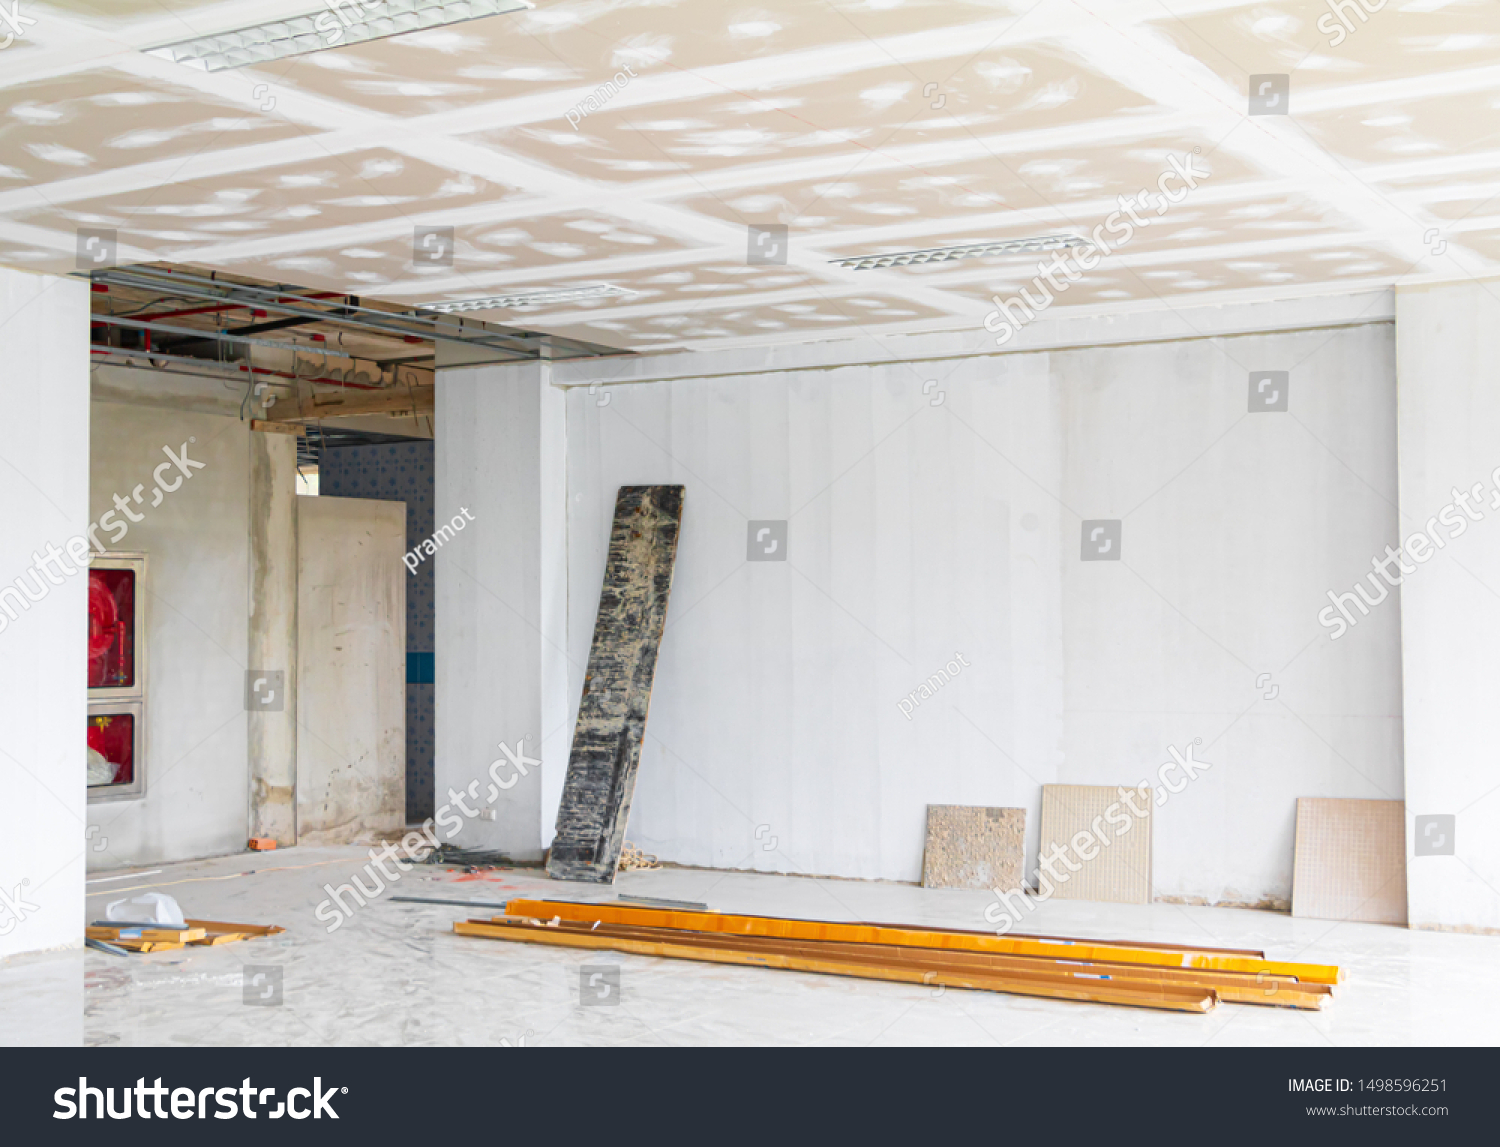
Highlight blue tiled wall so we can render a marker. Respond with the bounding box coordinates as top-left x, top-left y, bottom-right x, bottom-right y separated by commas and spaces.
319, 441, 435, 821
